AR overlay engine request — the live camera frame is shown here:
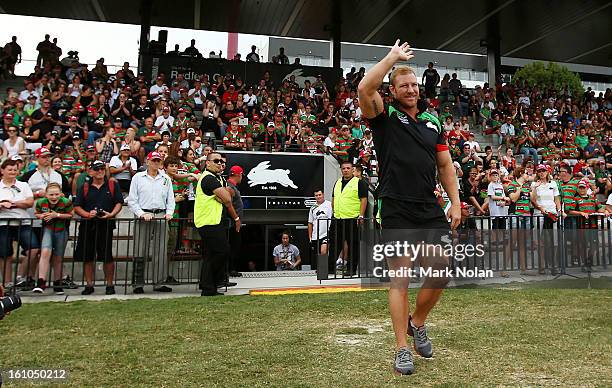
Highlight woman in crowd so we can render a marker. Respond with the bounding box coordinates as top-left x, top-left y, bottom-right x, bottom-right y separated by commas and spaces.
95, 125, 118, 163
50, 155, 72, 197
530, 164, 561, 274
2, 125, 25, 157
